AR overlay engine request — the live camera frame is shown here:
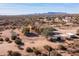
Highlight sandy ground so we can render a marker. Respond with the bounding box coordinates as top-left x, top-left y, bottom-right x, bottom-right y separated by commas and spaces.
0, 29, 59, 56
0, 27, 79, 56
